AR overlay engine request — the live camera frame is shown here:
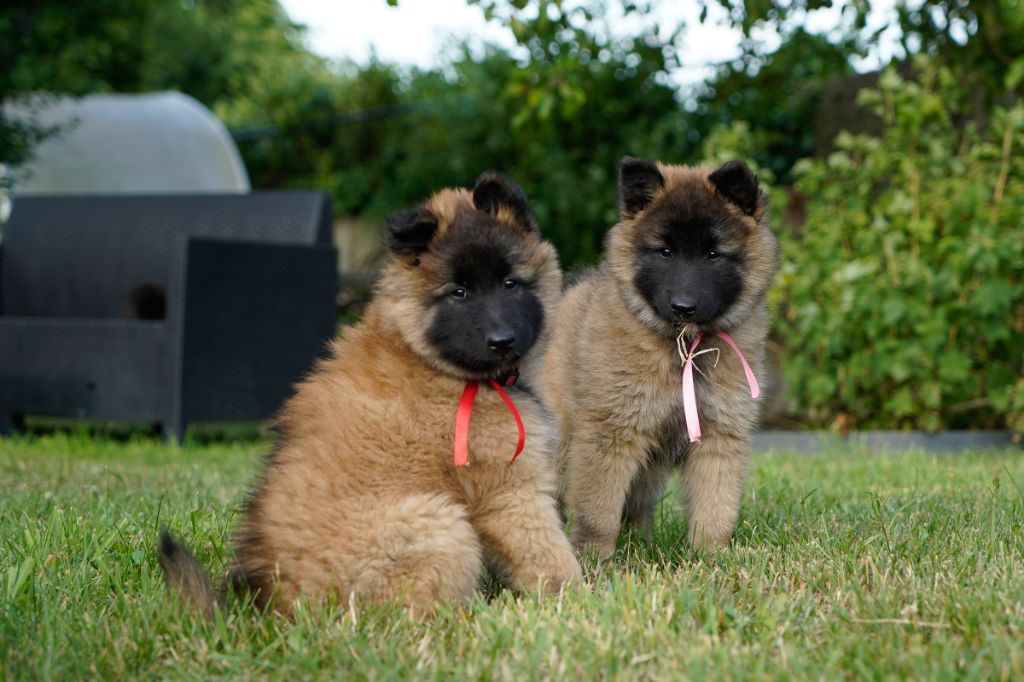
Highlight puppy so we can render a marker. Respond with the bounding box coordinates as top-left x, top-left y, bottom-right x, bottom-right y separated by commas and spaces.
160, 173, 580, 615
542, 157, 779, 558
